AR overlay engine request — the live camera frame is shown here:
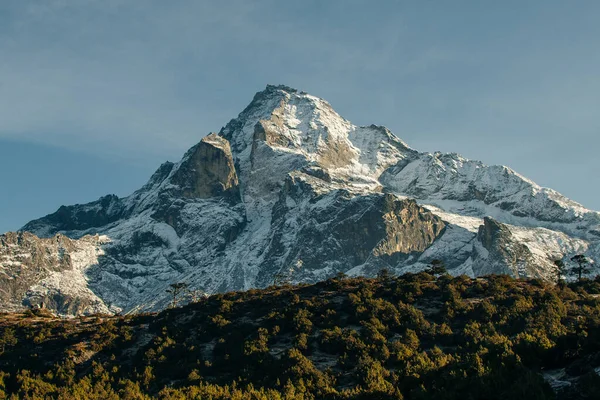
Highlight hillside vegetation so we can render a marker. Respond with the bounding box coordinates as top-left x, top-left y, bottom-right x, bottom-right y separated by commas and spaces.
1, 272, 600, 399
